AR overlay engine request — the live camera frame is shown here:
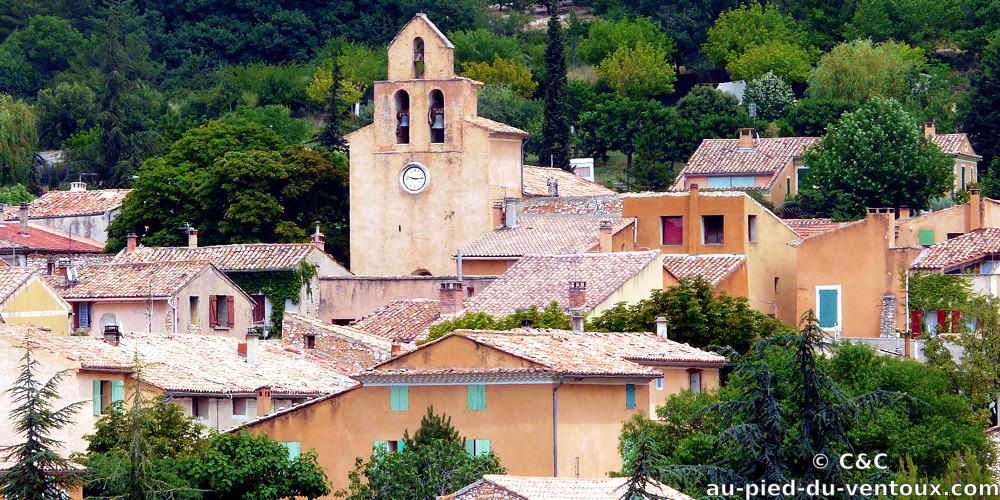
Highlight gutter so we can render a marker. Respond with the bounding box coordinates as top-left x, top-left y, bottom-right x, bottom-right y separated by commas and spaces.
167, 295, 178, 334
552, 375, 564, 476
